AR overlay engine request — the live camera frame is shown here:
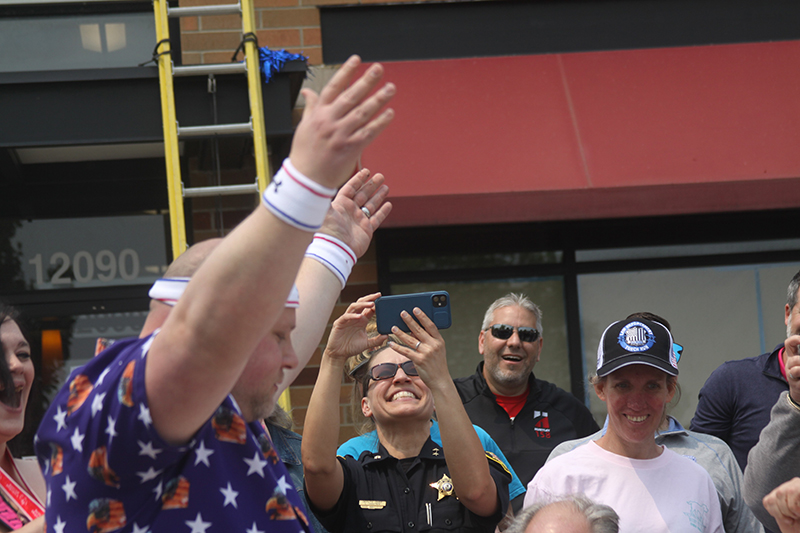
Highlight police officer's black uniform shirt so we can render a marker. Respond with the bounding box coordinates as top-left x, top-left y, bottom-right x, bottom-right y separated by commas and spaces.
307, 437, 511, 533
